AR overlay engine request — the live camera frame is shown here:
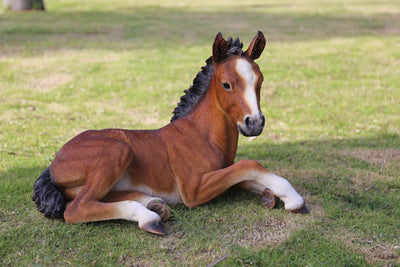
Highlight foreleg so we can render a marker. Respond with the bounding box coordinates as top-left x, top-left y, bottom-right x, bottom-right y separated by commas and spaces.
181, 160, 307, 213
238, 174, 308, 213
